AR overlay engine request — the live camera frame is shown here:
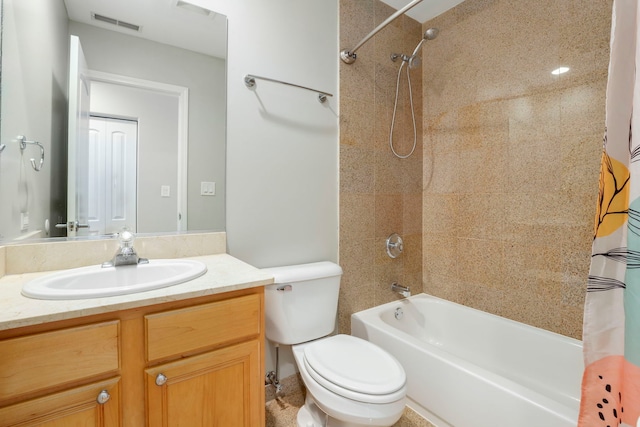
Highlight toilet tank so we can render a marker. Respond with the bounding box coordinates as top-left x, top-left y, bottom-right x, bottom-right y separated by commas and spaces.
262, 262, 343, 345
